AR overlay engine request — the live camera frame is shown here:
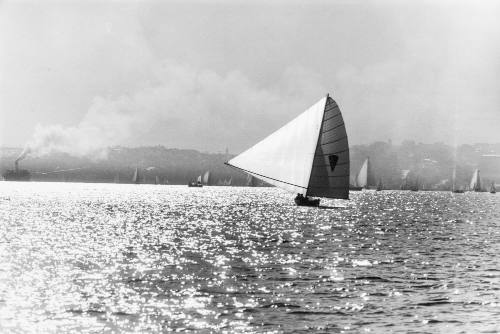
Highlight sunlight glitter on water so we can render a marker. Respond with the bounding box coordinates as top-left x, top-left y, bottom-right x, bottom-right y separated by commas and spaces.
0, 182, 499, 333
